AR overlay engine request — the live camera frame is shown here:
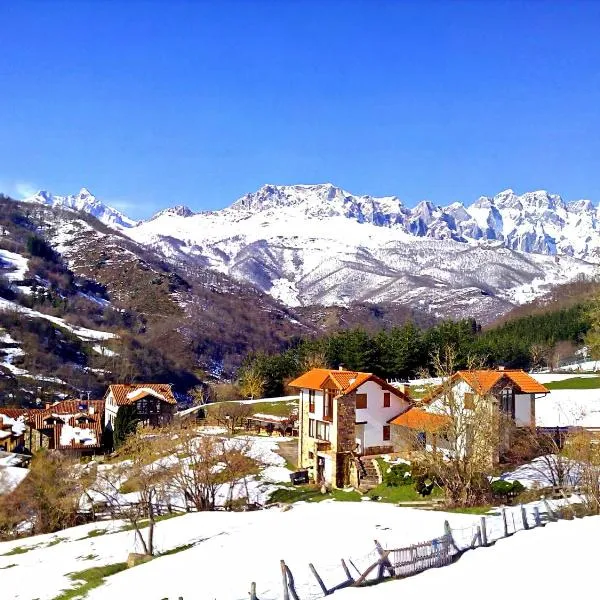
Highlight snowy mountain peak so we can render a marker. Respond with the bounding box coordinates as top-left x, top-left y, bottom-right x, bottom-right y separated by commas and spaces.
150, 205, 195, 220
22, 188, 138, 230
